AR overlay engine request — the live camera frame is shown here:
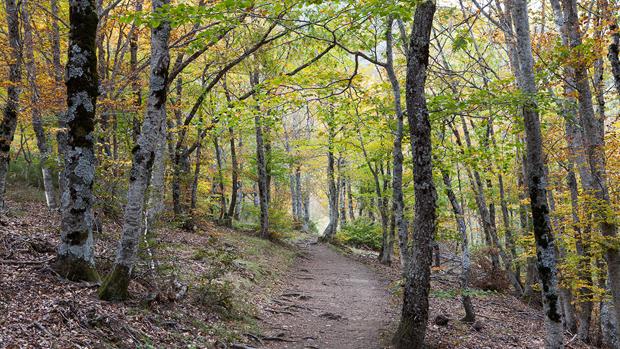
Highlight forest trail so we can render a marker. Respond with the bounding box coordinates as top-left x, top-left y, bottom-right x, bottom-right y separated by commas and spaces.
256, 239, 395, 349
